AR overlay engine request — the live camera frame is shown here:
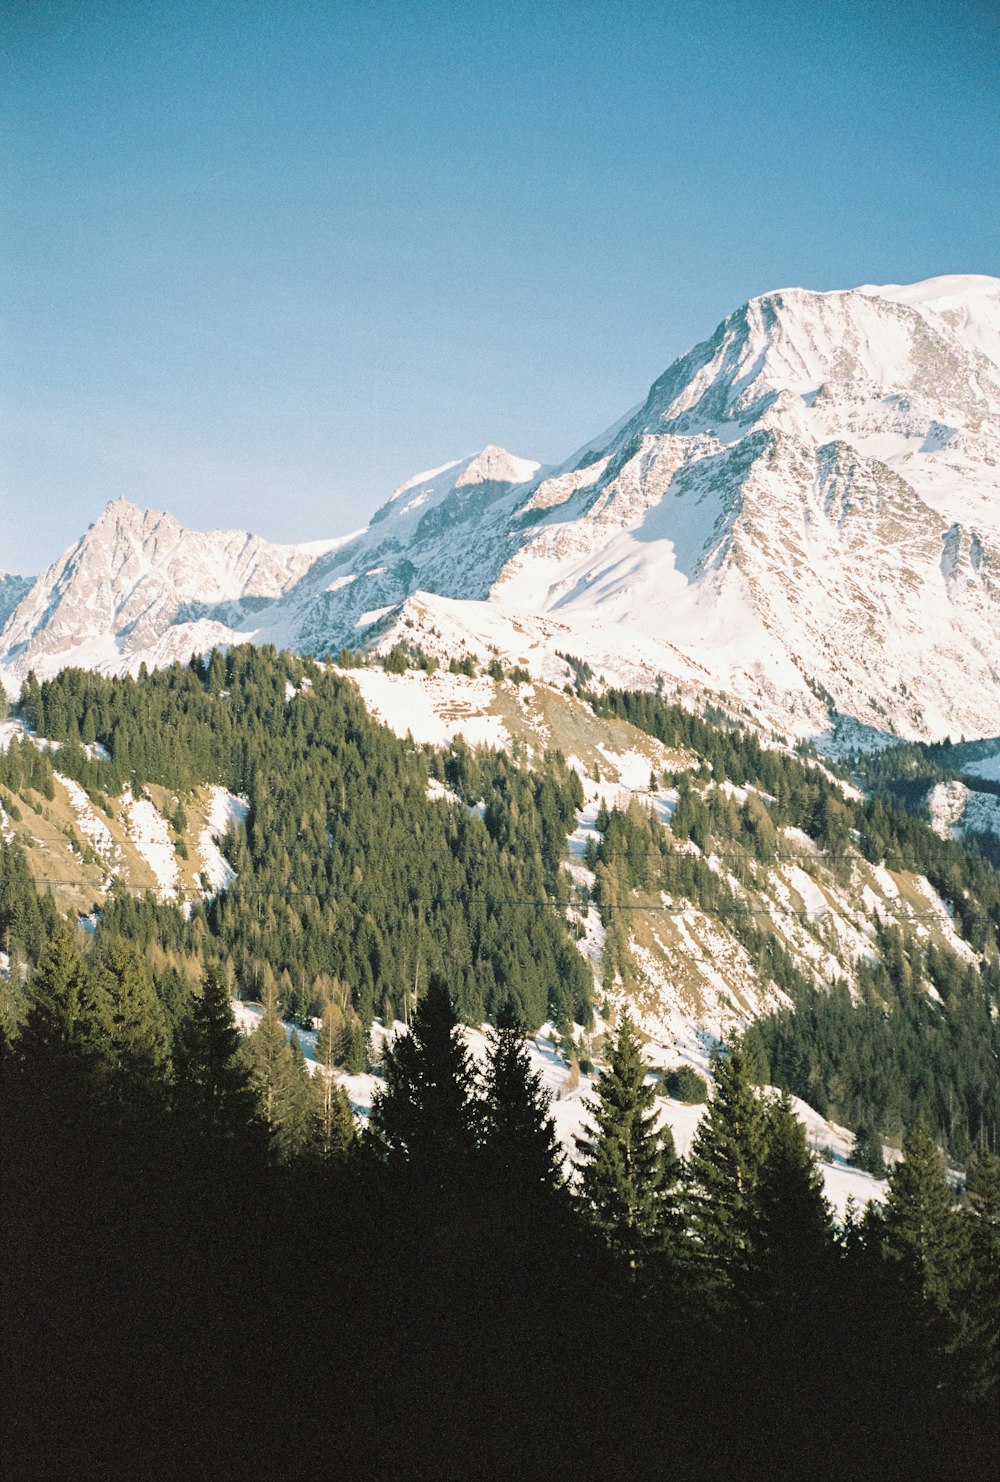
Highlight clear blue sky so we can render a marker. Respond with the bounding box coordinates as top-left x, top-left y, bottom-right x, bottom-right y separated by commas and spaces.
3, 0, 998, 574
